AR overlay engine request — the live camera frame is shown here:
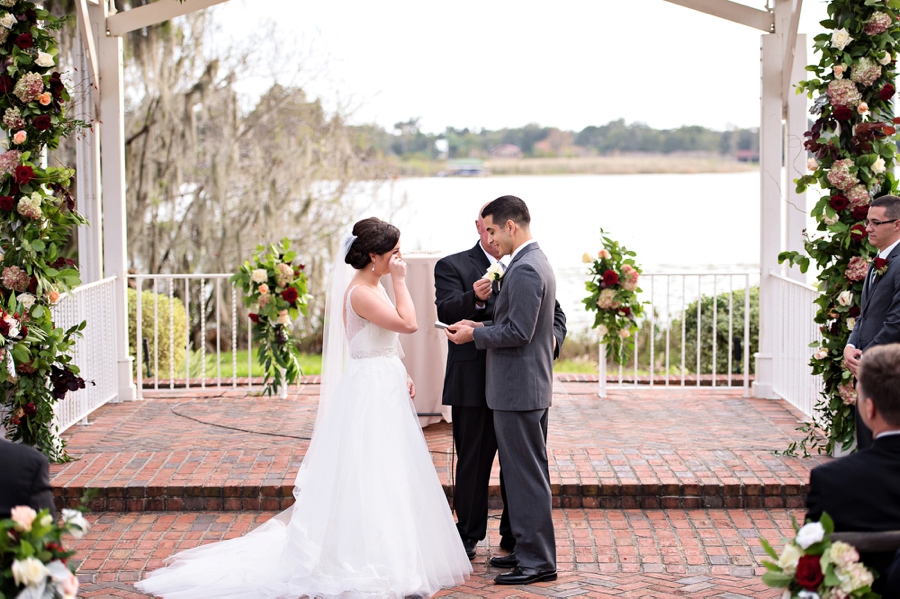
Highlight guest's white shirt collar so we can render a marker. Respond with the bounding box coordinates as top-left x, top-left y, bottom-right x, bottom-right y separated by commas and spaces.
479, 241, 500, 265
875, 429, 900, 440
511, 239, 537, 260
878, 237, 900, 260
